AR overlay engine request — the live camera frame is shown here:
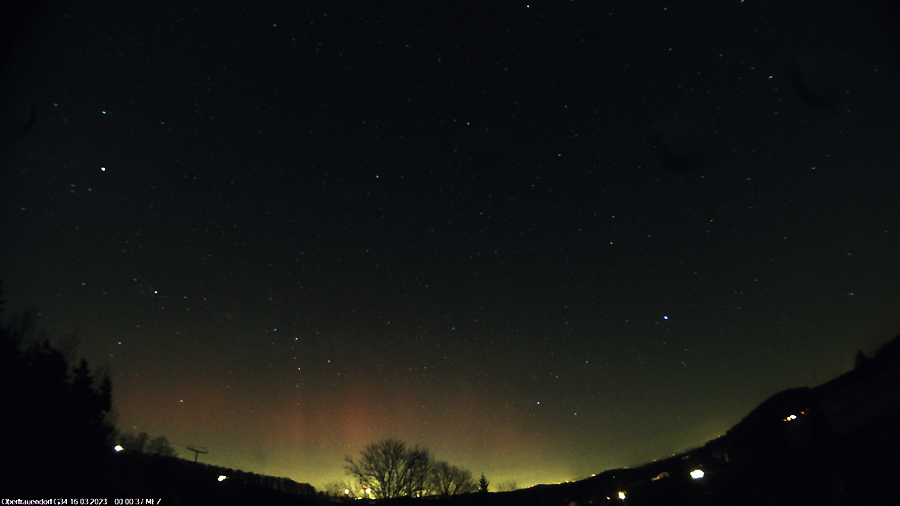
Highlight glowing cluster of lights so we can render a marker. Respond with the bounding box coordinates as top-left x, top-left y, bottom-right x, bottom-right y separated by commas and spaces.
690, 469, 705, 480
113, 445, 124, 453
618, 491, 626, 500
217, 475, 228, 482
784, 410, 808, 421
